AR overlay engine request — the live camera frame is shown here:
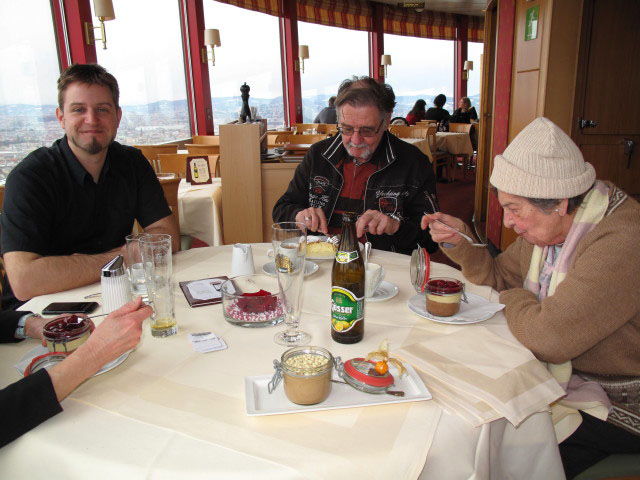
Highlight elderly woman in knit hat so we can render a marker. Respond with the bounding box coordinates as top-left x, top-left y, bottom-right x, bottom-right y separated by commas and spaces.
422, 117, 640, 479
